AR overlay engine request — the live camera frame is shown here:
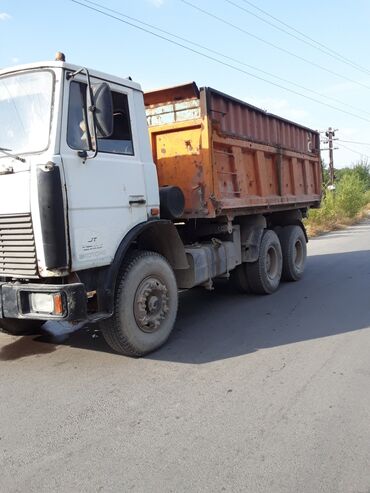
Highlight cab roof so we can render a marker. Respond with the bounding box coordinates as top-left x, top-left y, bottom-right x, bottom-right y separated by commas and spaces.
0, 60, 142, 92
